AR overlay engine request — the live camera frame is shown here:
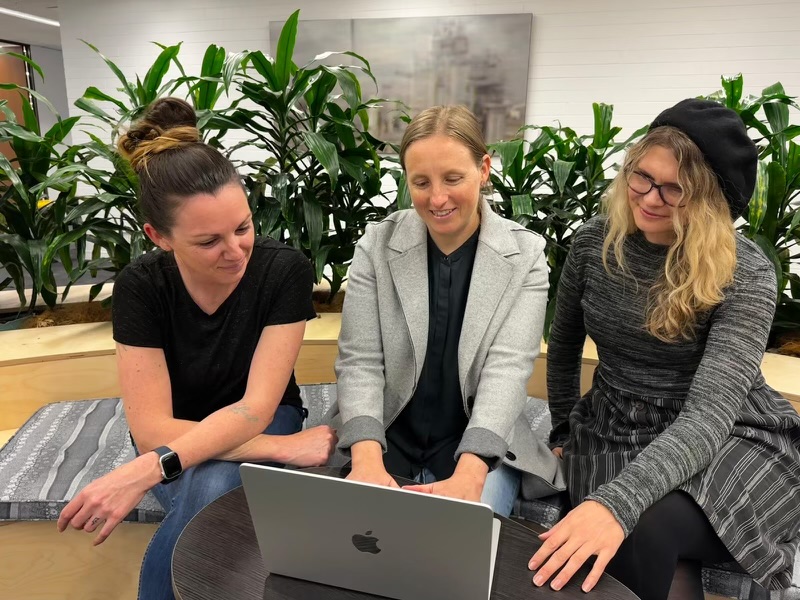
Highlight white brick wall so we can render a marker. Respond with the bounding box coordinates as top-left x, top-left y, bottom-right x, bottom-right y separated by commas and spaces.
58, 0, 800, 140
